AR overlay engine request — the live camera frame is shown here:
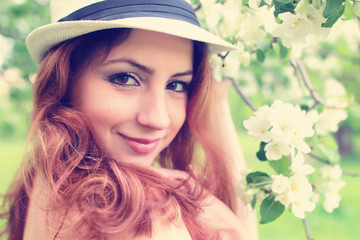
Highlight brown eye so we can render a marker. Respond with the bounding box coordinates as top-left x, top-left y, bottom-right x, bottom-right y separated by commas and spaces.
166, 81, 189, 93
108, 73, 139, 87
